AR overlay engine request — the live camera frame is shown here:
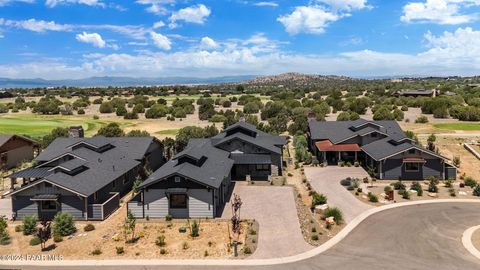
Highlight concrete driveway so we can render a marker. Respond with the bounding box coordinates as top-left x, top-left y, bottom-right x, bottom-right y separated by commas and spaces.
221, 182, 312, 259
304, 166, 373, 223
0, 197, 11, 219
